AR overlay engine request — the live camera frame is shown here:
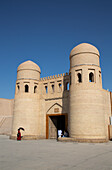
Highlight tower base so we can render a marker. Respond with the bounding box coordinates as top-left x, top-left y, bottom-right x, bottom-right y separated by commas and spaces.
58, 137, 108, 143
